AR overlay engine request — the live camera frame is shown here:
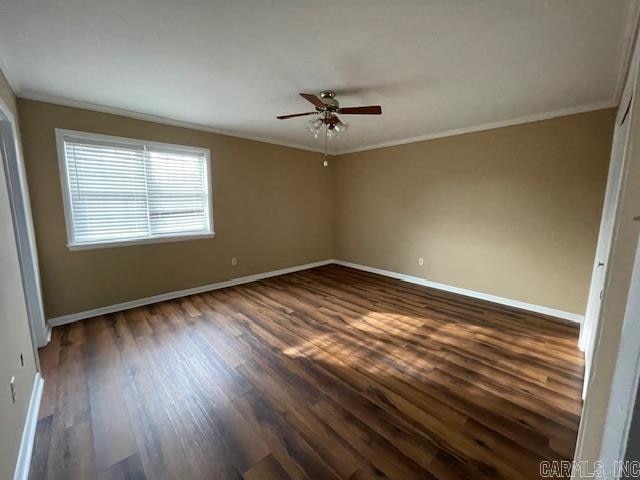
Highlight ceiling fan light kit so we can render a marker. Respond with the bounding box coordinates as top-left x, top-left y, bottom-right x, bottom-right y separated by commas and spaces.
277, 90, 382, 165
